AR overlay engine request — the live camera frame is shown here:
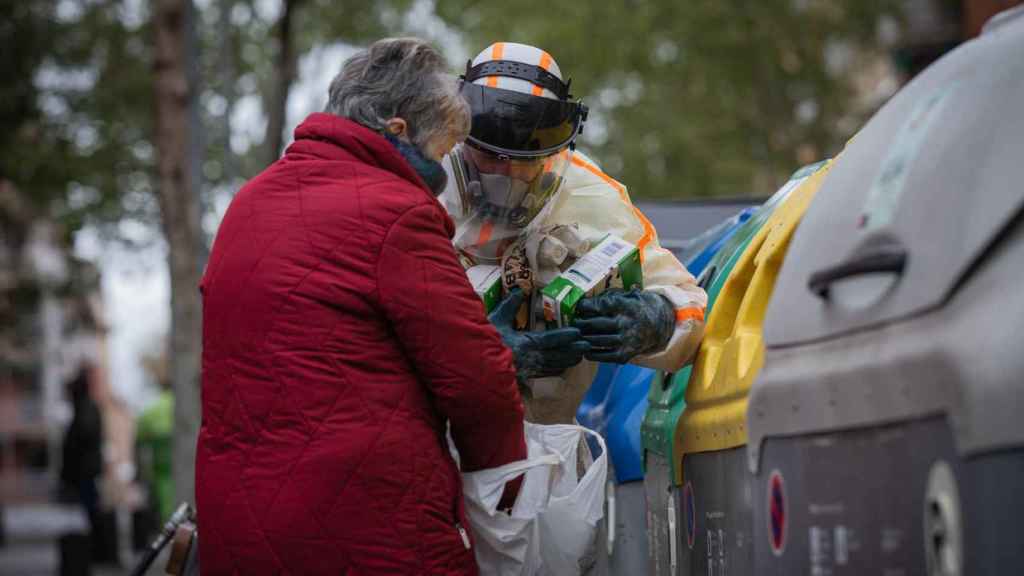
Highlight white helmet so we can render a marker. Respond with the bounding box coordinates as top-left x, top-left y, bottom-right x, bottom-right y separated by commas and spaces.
448, 42, 589, 264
